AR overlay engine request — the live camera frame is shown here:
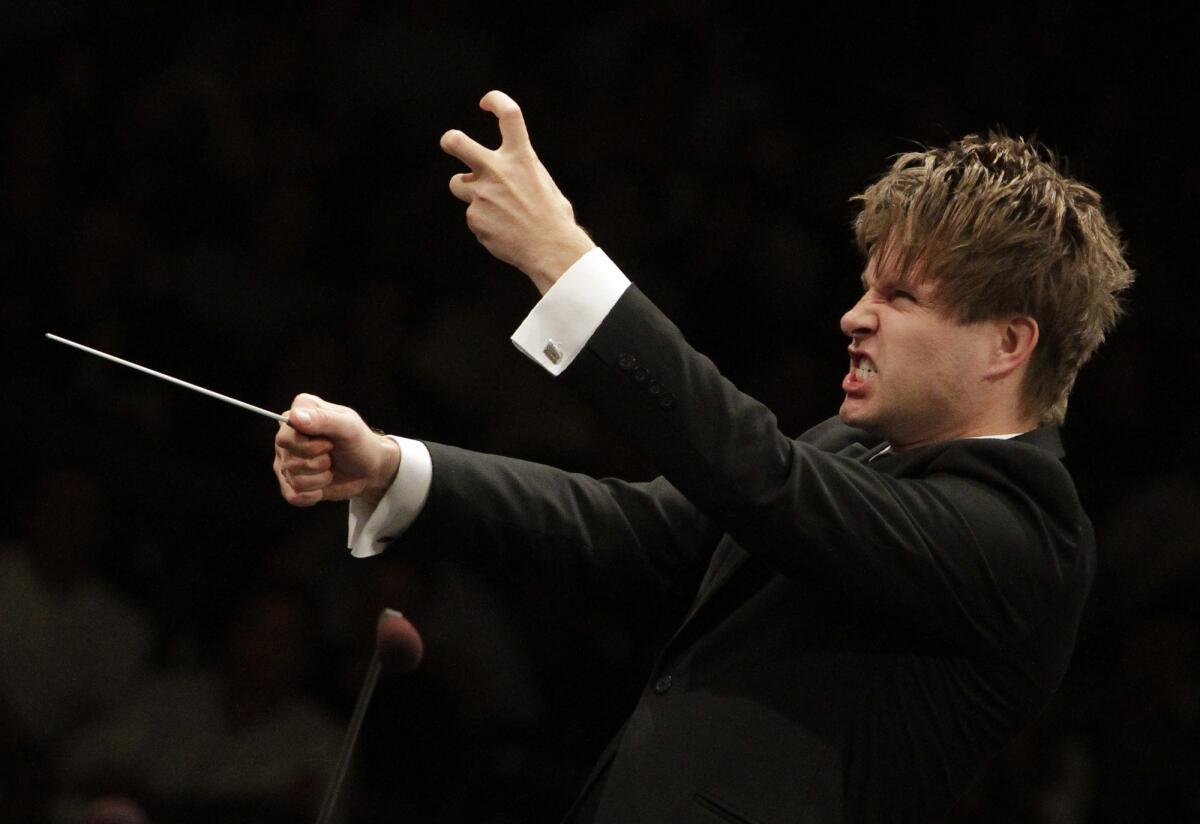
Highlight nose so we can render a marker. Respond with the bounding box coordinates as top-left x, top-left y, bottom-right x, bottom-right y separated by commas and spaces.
840, 293, 877, 339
